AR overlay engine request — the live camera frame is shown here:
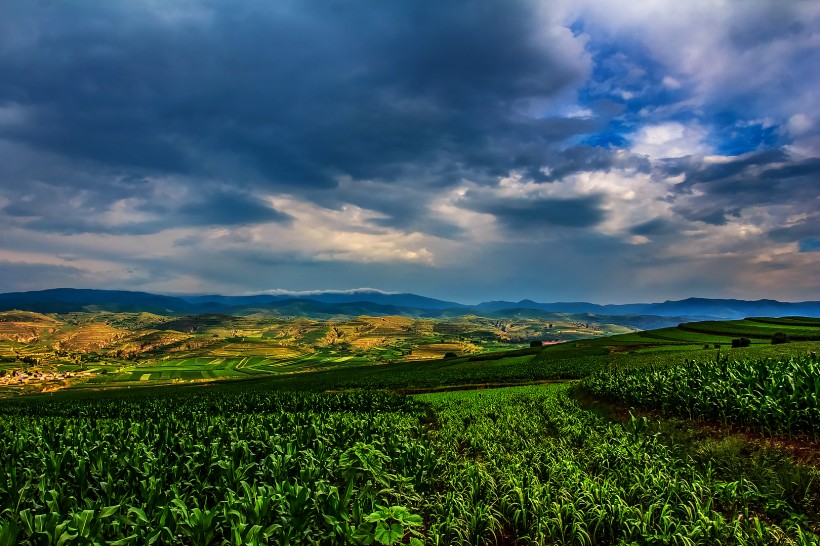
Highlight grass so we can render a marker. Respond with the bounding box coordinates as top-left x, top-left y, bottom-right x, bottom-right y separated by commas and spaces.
677, 318, 820, 341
